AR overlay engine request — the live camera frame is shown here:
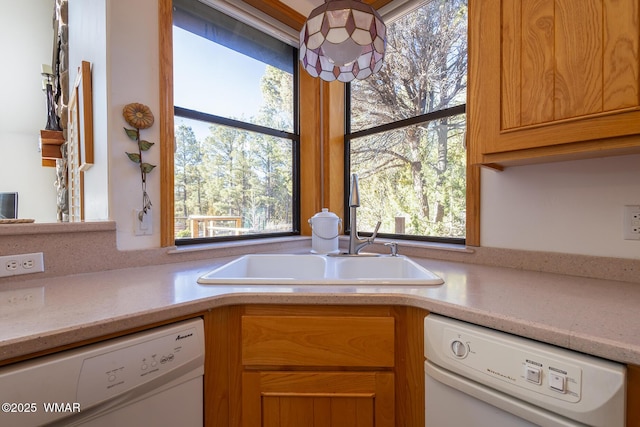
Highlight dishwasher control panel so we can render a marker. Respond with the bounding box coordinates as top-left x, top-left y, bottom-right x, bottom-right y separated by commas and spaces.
443, 329, 582, 401
77, 319, 204, 408
425, 314, 626, 427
